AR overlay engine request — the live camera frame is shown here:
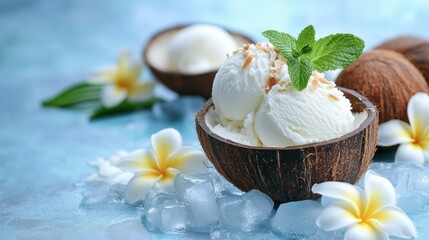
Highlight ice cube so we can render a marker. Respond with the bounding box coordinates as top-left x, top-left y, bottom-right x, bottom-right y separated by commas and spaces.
271, 200, 322, 238
159, 201, 188, 233
141, 190, 176, 232
210, 229, 280, 240
105, 218, 151, 240
174, 173, 220, 231
208, 170, 244, 197
396, 191, 428, 215
142, 197, 189, 234
305, 229, 344, 240
80, 182, 125, 207
218, 189, 274, 232
369, 162, 394, 178
81, 182, 111, 206
391, 163, 429, 194
144, 189, 175, 208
